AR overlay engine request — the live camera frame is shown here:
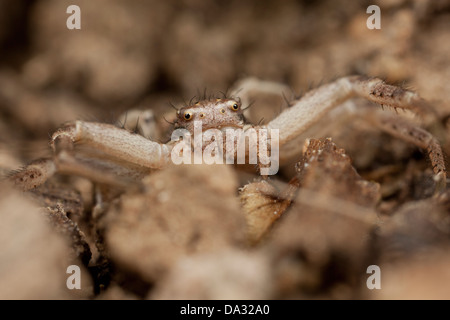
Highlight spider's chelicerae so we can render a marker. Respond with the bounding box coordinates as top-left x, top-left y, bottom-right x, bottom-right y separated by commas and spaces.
10, 76, 446, 218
